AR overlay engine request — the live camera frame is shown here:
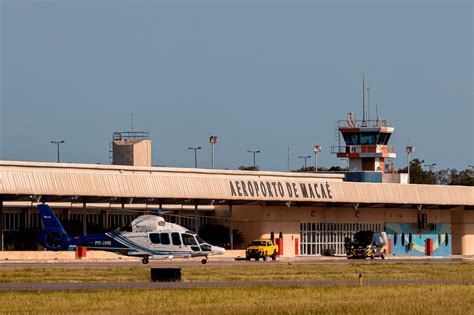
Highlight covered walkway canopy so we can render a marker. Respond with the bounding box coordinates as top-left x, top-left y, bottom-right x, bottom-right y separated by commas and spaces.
0, 161, 472, 209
